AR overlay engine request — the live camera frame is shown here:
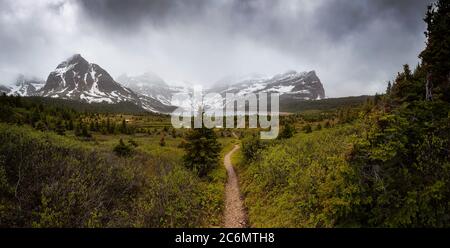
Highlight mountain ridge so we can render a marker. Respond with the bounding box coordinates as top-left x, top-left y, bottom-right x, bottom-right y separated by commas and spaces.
1, 54, 326, 113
